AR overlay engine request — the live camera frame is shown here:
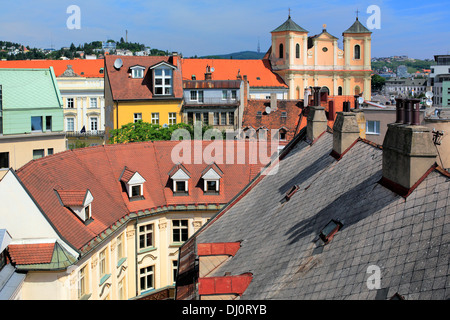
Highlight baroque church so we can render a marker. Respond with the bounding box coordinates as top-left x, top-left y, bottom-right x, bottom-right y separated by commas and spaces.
268, 14, 372, 101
